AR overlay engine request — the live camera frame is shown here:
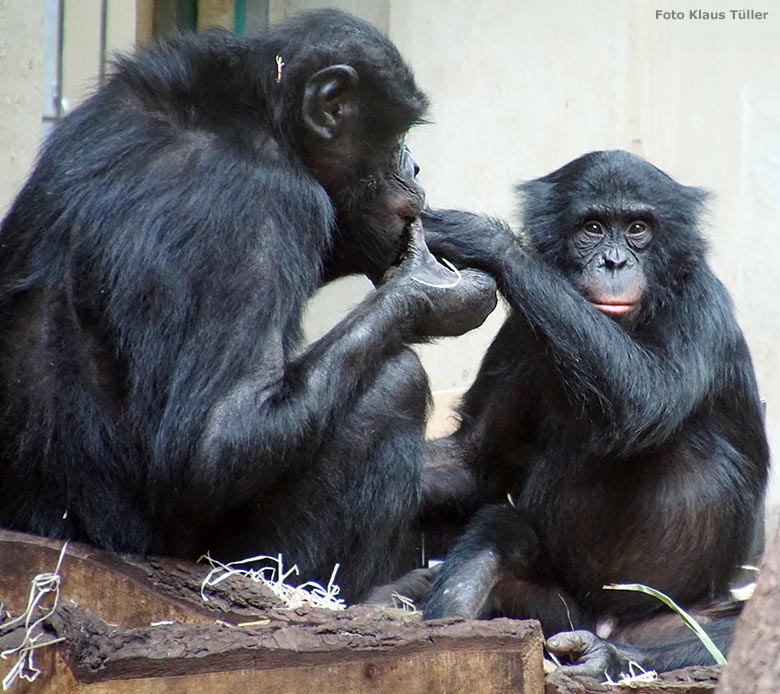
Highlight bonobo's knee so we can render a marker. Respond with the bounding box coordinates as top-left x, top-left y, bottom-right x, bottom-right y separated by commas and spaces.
452, 504, 540, 573
423, 505, 541, 620
361, 347, 430, 422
